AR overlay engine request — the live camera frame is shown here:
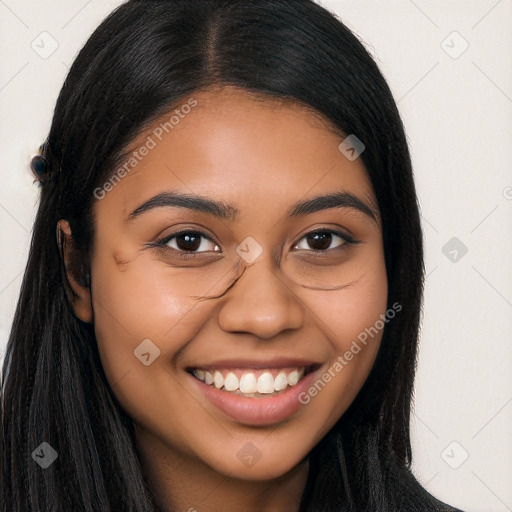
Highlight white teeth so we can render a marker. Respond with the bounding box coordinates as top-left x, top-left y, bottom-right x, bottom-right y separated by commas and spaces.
239, 373, 257, 393
191, 367, 309, 395
274, 371, 288, 391
287, 369, 300, 386
213, 370, 224, 389
224, 372, 239, 391
256, 372, 274, 394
